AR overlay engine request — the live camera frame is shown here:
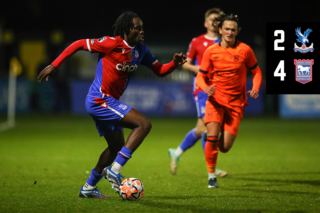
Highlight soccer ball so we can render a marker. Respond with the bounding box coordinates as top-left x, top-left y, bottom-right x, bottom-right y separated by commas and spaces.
119, 177, 145, 201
